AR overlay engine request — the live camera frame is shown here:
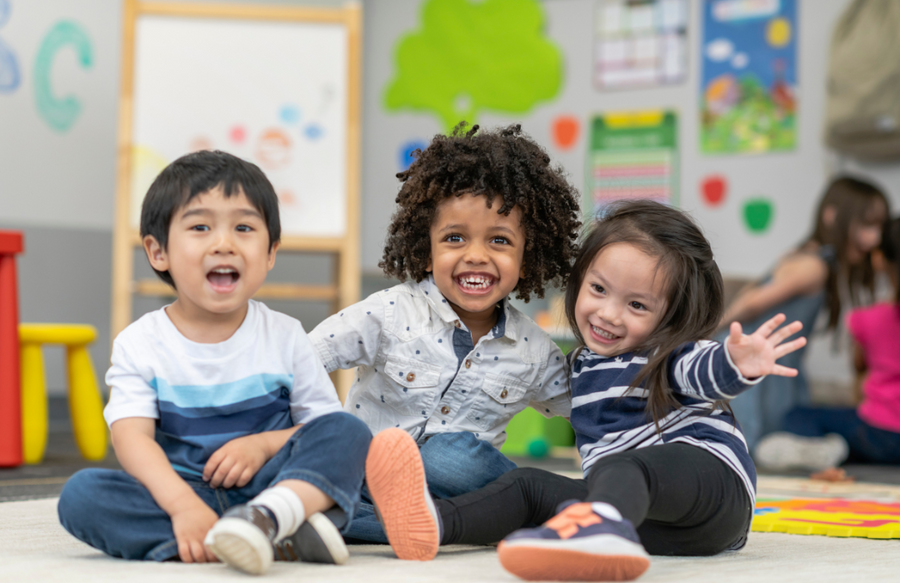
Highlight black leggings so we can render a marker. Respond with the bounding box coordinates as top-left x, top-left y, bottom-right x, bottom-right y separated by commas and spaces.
435, 443, 752, 556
